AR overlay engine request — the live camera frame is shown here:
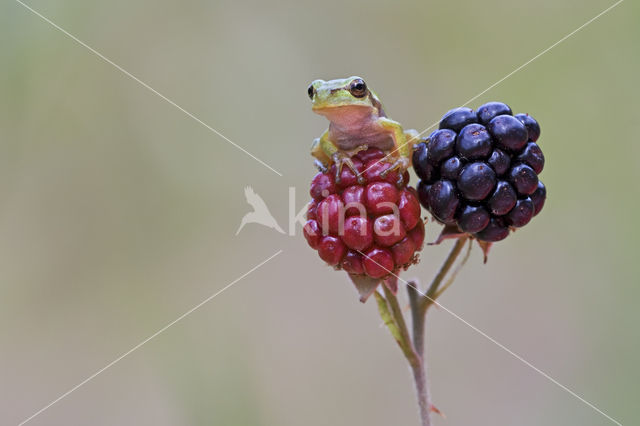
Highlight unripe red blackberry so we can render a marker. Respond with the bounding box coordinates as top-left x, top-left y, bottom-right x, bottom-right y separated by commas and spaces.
413, 102, 546, 242
343, 216, 374, 250
306, 148, 425, 282
317, 235, 346, 266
